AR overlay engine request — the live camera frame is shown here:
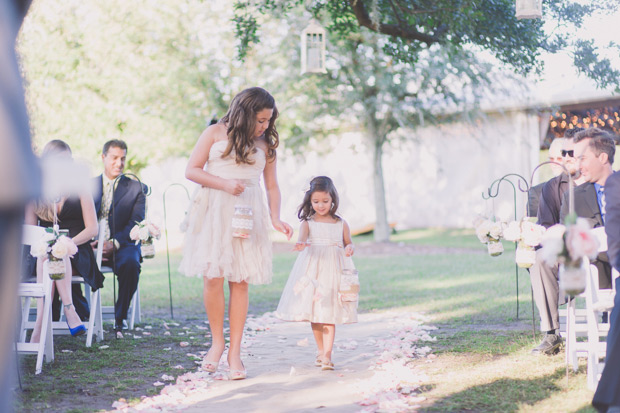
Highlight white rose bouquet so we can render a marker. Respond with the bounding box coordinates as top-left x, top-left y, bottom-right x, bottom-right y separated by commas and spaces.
539, 217, 600, 295
473, 216, 505, 256
30, 227, 78, 280
130, 220, 161, 259
502, 218, 545, 268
